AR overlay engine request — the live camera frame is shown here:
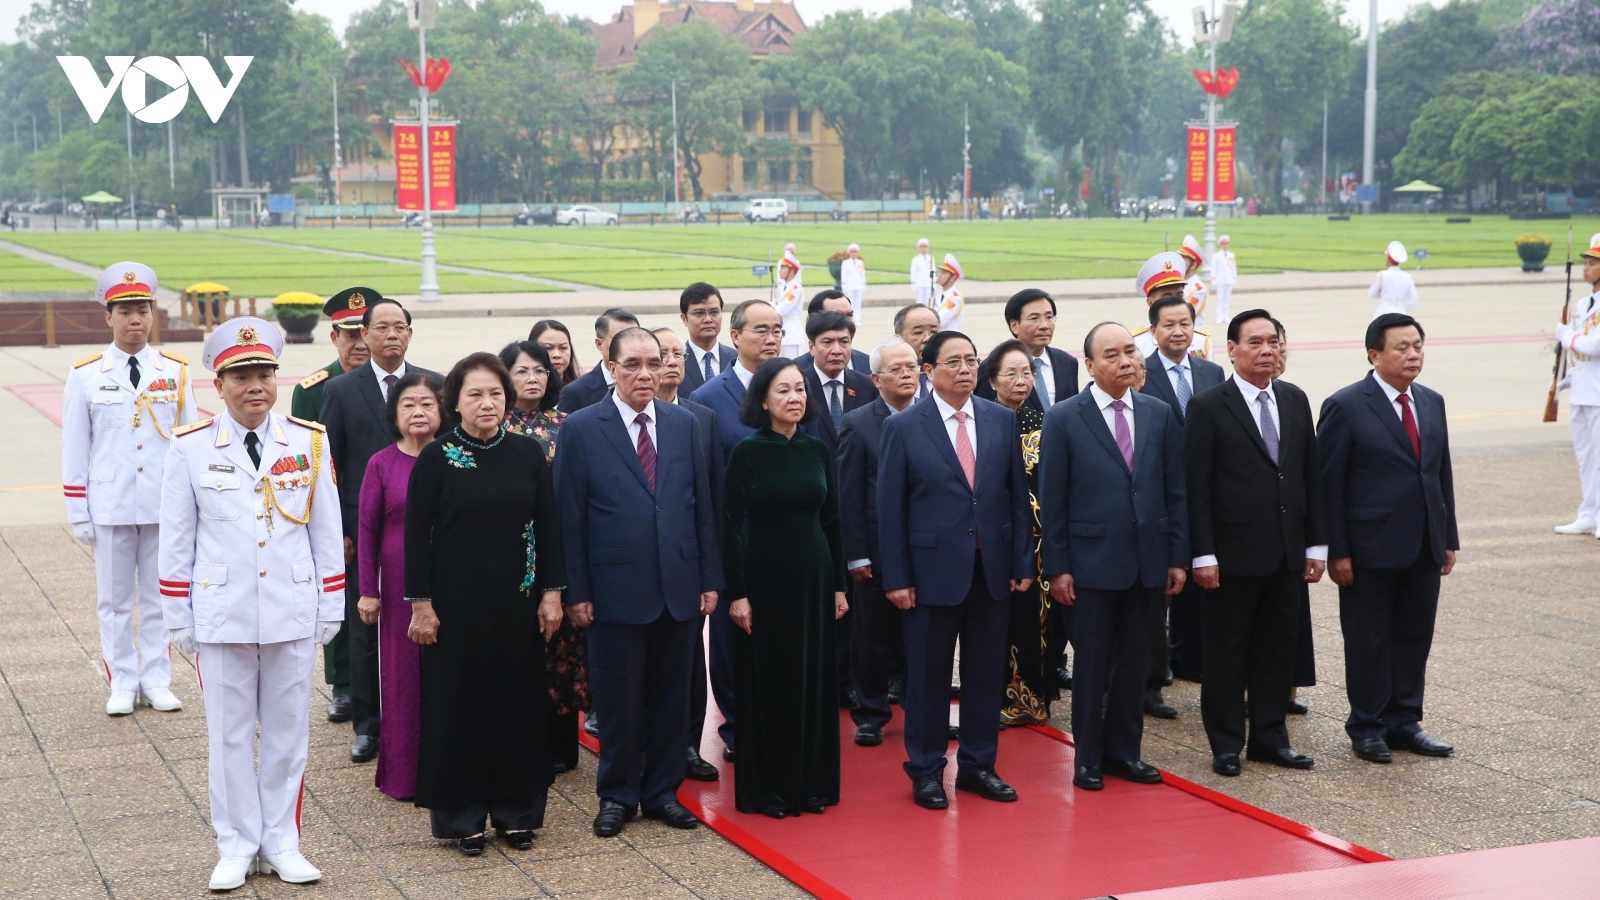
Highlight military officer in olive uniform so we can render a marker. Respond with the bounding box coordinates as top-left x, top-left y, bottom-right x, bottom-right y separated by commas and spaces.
63, 262, 198, 716
160, 317, 344, 891
288, 287, 372, 723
